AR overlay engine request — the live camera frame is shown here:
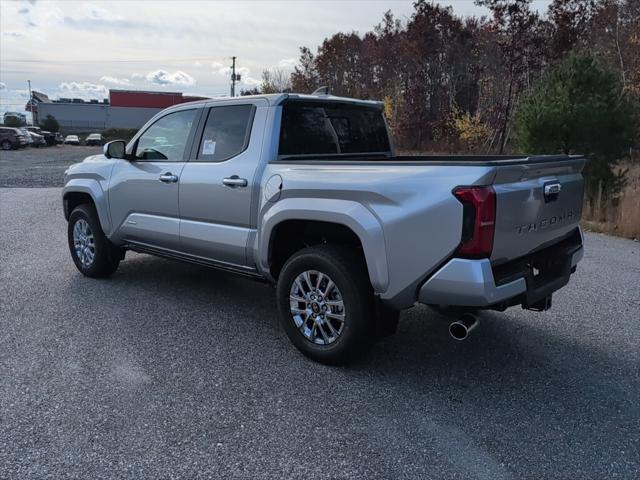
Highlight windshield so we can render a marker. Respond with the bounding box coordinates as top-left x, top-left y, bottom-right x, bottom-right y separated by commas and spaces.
278, 101, 390, 157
